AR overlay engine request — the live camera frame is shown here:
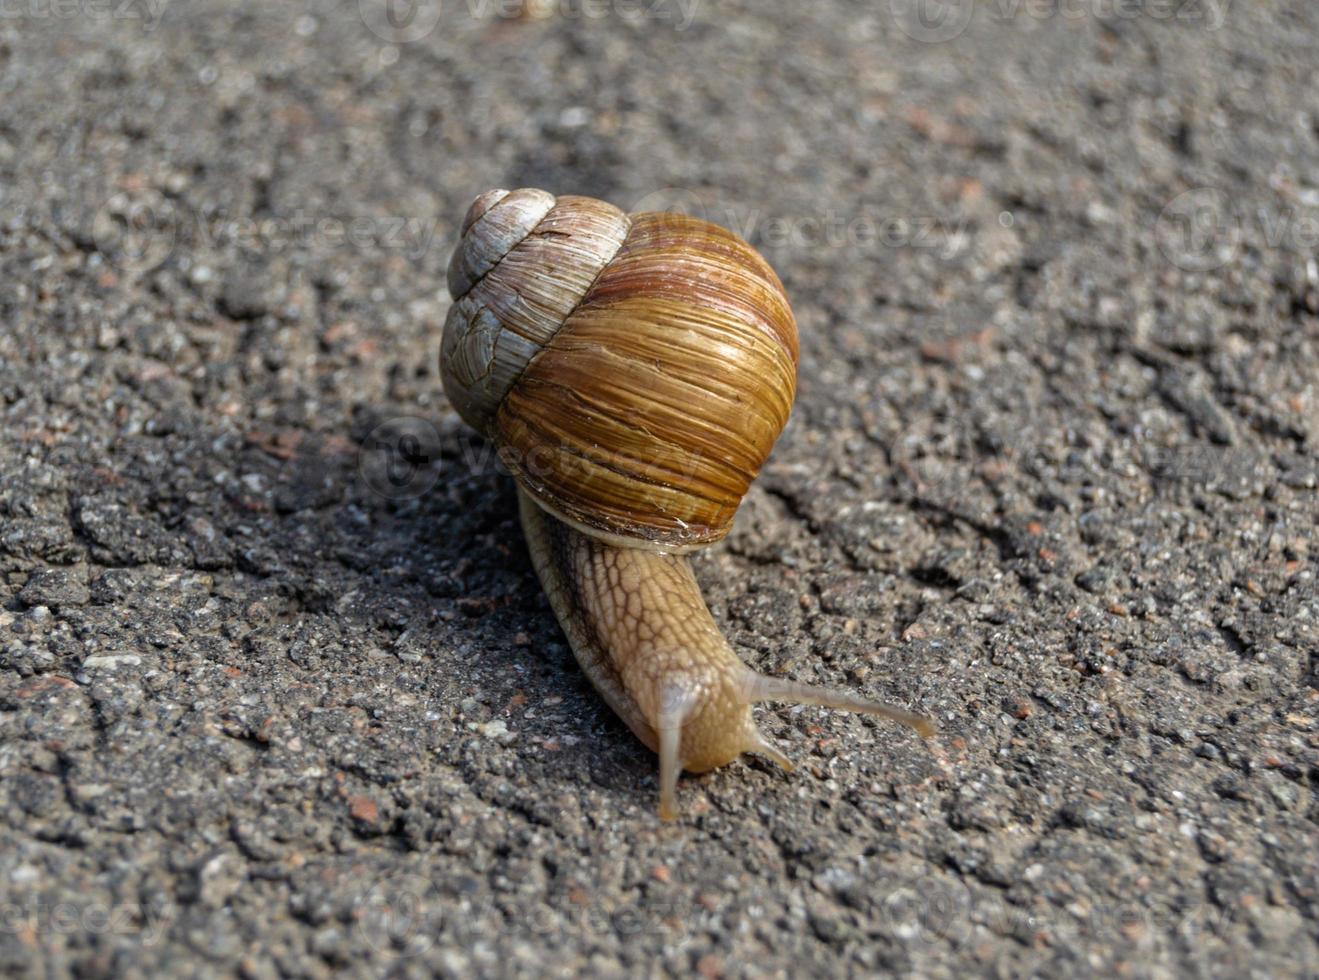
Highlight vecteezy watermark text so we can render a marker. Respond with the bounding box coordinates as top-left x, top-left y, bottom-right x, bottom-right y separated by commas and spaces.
193, 209, 442, 260
890, 0, 1230, 44
0, 897, 173, 946
357, 0, 699, 44
988, 0, 1229, 28
357, 417, 715, 505
741, 208, 972, 259
468, 0, 699, 28
353, 867, 1246, 959
90, 193, 445, 273
631, 189, 975, 260
0, 0, 170, 31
